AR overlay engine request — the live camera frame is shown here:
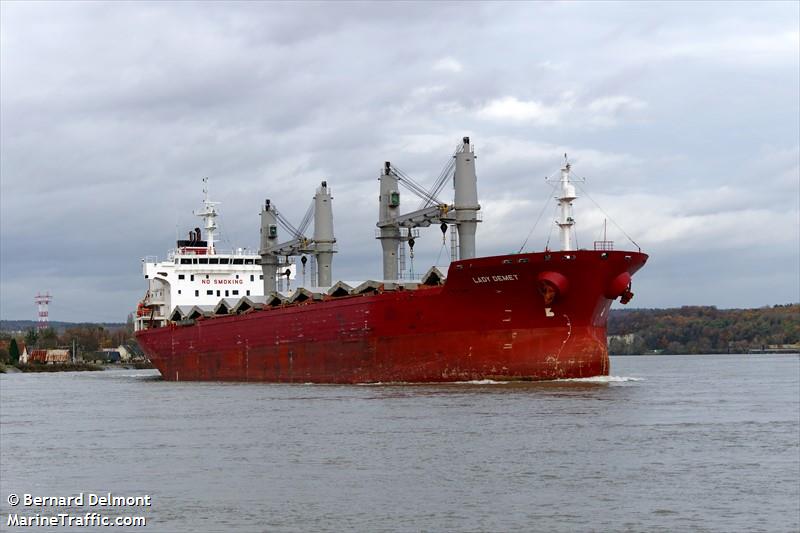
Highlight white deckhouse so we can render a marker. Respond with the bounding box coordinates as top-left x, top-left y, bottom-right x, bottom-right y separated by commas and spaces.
135, 180, 294, 330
